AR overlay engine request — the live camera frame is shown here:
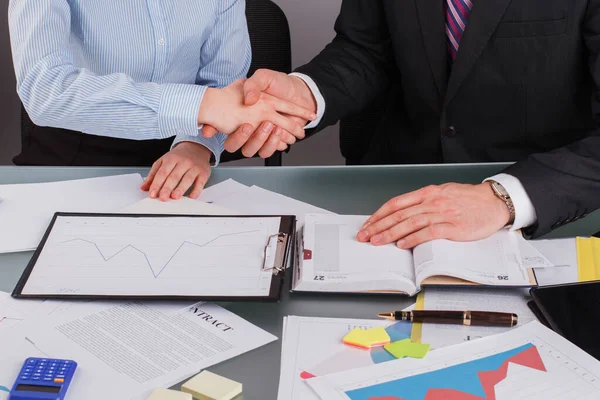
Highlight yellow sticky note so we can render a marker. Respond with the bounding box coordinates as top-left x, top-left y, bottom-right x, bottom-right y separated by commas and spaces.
577, 237, 600, 282
181, 371, 242, 400
343, 327, 391, 350
384, 339, 431, 359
